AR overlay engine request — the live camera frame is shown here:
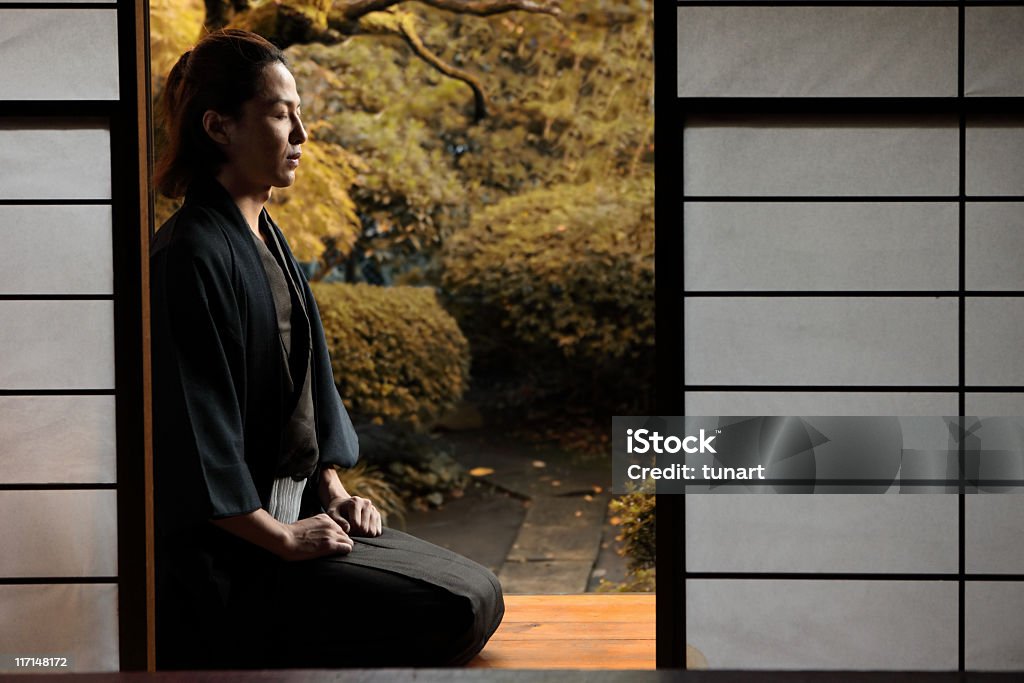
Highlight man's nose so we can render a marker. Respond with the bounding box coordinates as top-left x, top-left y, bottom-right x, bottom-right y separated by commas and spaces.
292, 116, 308, 144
